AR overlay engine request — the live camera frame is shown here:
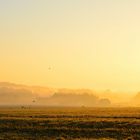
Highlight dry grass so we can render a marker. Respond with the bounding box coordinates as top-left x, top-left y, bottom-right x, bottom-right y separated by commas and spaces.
0, 107, 139, 140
